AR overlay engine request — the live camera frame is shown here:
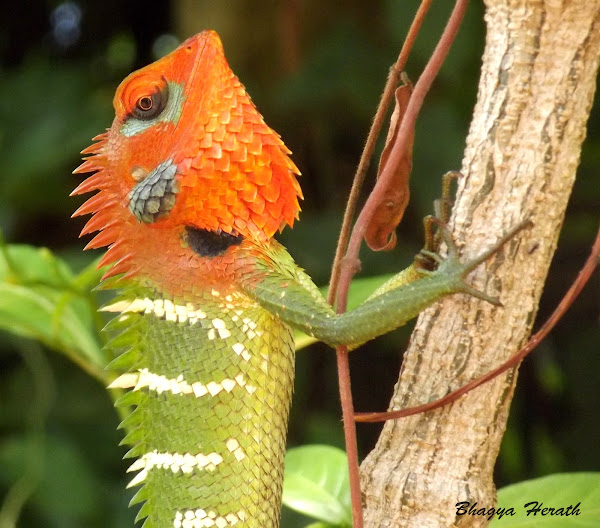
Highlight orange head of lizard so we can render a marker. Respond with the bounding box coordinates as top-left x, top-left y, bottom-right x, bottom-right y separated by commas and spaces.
72, 31, 302, 285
